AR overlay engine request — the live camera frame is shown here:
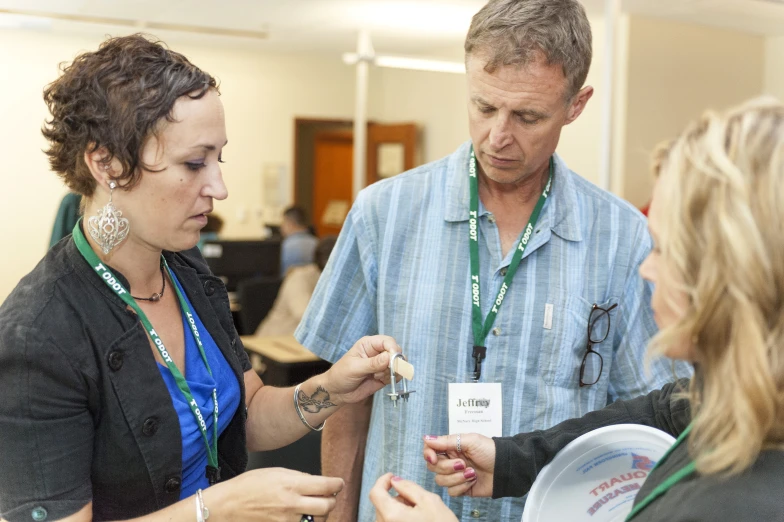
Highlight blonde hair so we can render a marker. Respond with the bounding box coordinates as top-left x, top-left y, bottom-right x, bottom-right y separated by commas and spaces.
649, 97, 784, 476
